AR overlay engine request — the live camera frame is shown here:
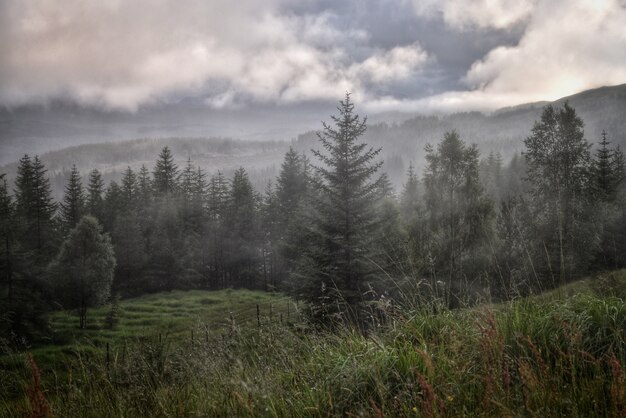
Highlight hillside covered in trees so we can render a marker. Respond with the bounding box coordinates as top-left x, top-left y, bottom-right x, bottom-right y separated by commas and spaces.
1, 93, 625, 338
